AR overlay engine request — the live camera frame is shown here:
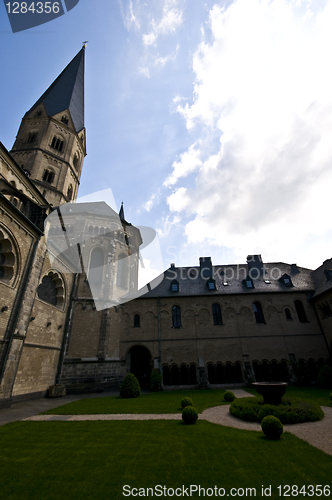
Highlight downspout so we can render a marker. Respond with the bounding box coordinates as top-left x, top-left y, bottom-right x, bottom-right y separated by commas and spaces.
310, 296, 331, 358
157, 297, 161, 370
